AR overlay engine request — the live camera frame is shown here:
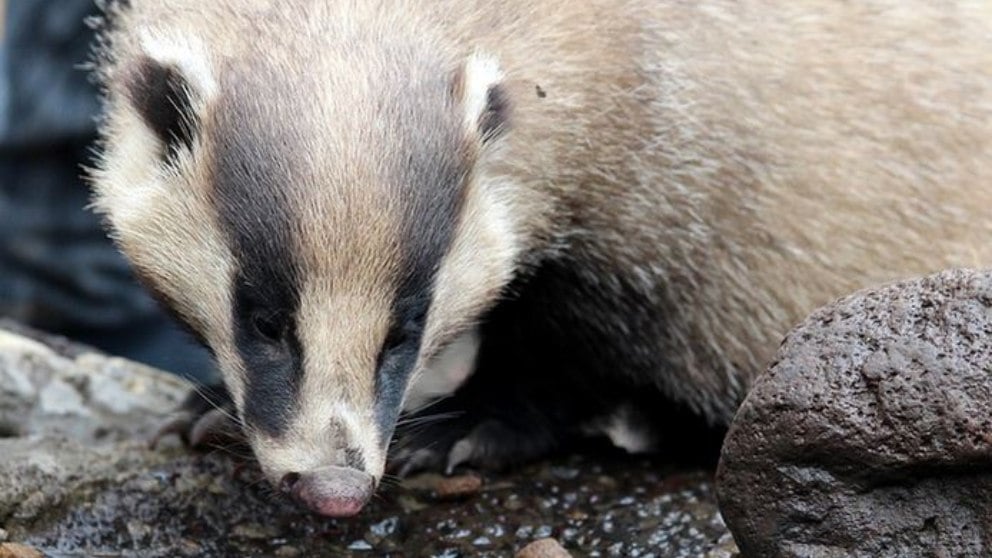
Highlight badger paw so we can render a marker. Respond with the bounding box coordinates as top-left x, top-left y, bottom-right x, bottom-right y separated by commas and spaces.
150, 384, 244, 450
390, 418, 555, 477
